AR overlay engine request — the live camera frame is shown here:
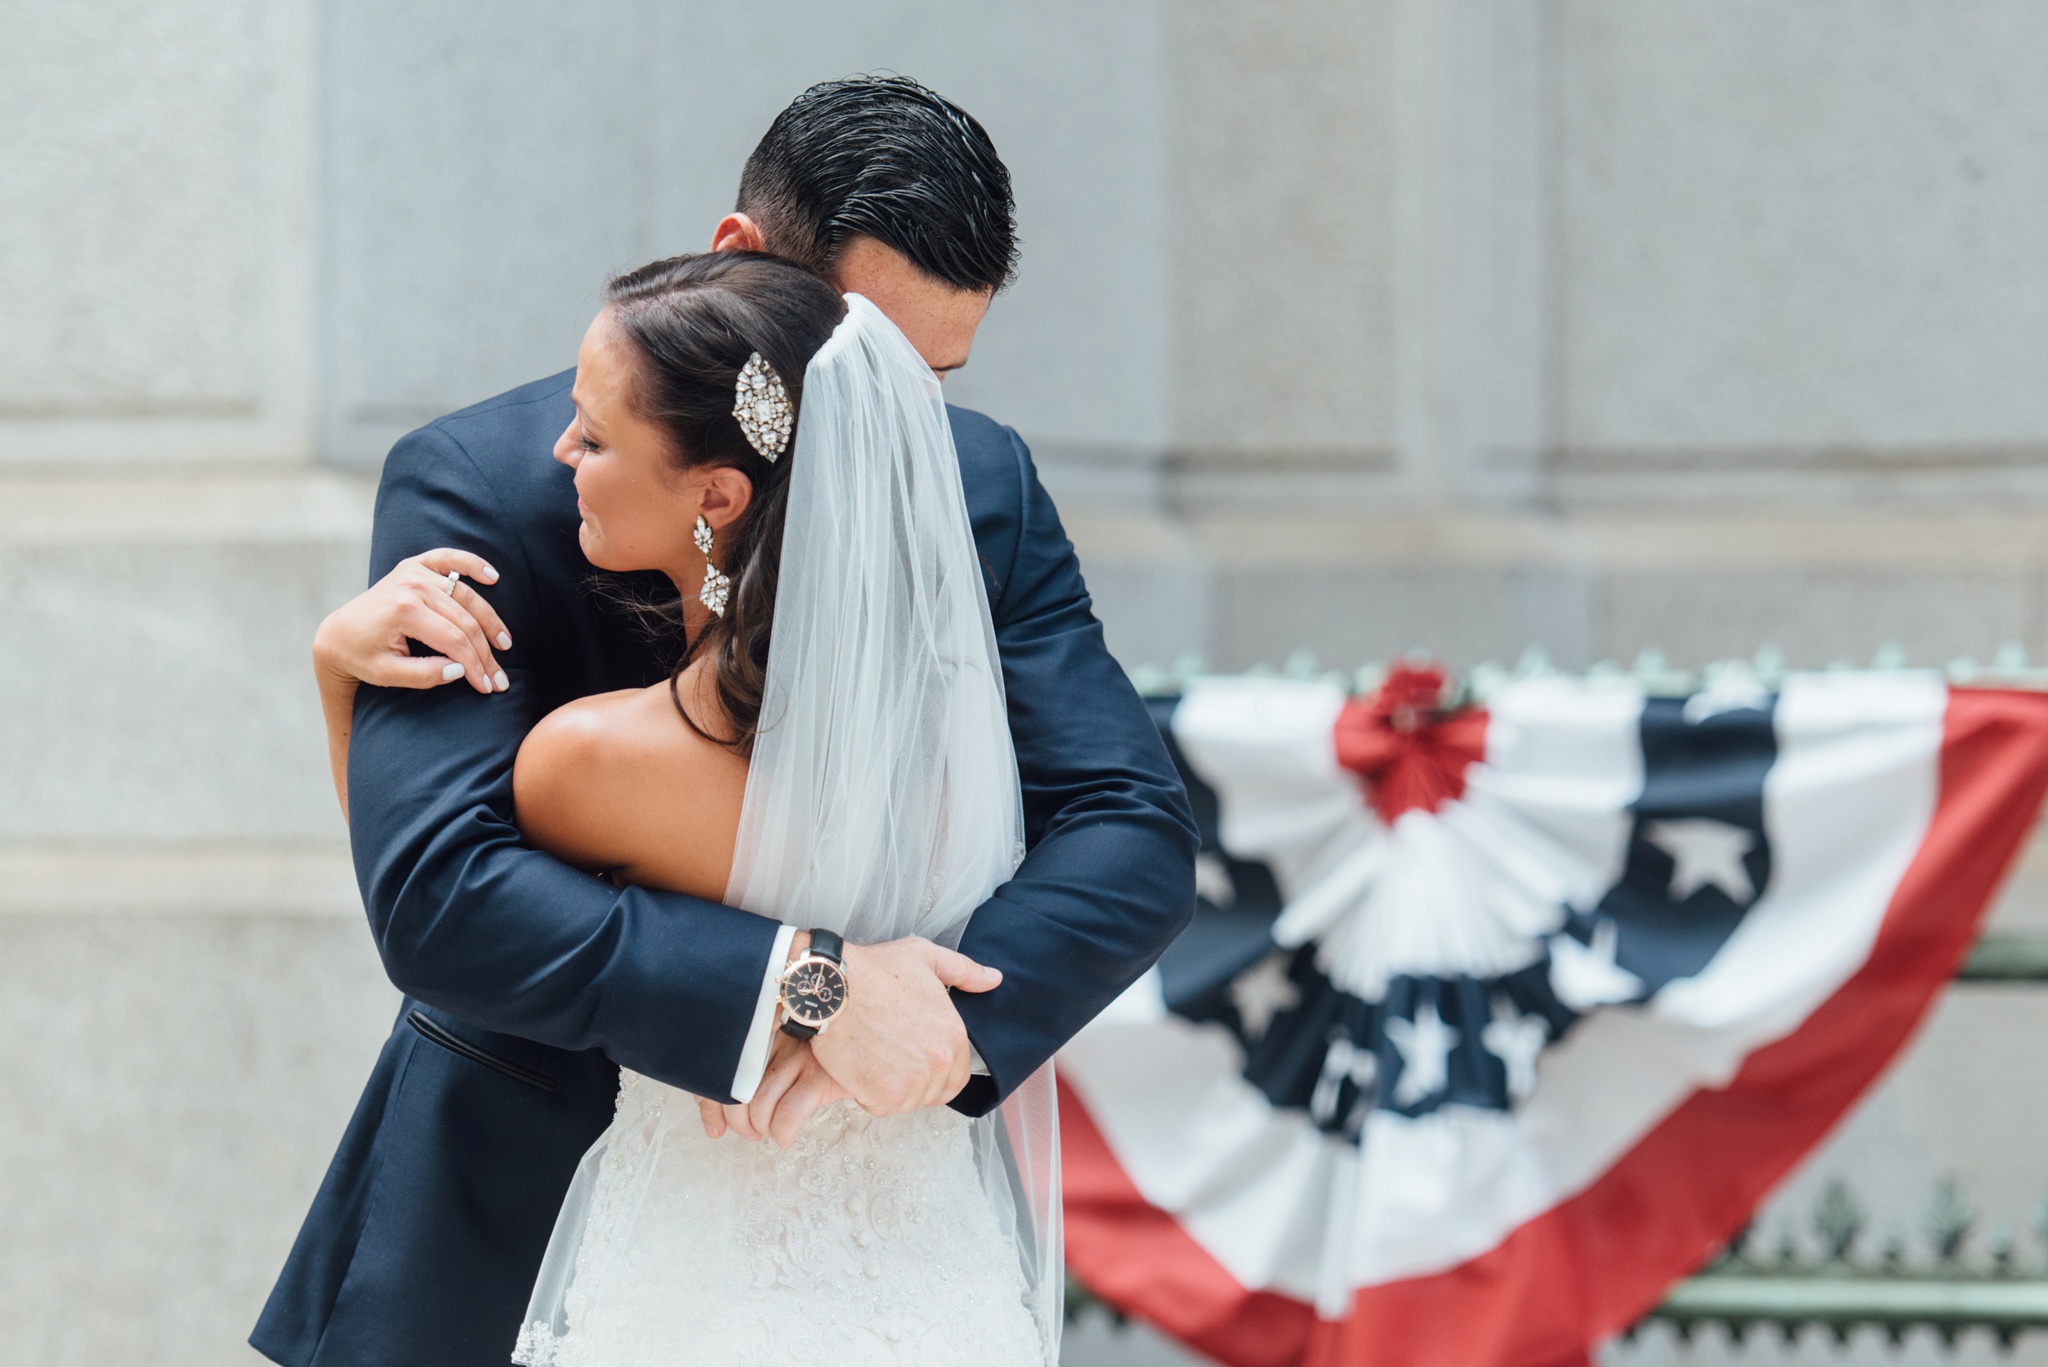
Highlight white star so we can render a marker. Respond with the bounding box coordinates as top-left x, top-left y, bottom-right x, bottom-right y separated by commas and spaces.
1309, 1033, 1377, 1128
1385, 999, 1459, 1107
1230, 953, 1300, 1041
1549, 918, 1646, 1010
1482, 1001, 1548, 1102
1644, 818, 1756, 902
